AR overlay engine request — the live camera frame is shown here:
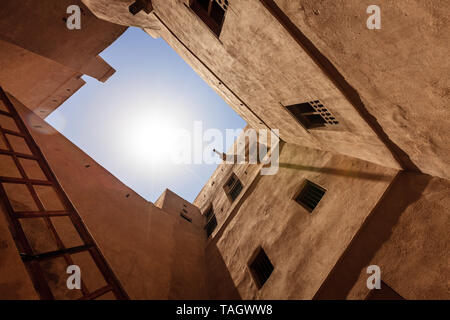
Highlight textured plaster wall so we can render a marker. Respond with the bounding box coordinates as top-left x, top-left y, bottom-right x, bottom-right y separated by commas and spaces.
0, 40, 85, 118
315, 172, 450, 300
196, 142, 398, 299
272, 0, 450, 179
155, 190, 240, 299
155, 189, 204, 227
0, 0, 127, 80
0, 0, 127, 119
0, 205, 39, 299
